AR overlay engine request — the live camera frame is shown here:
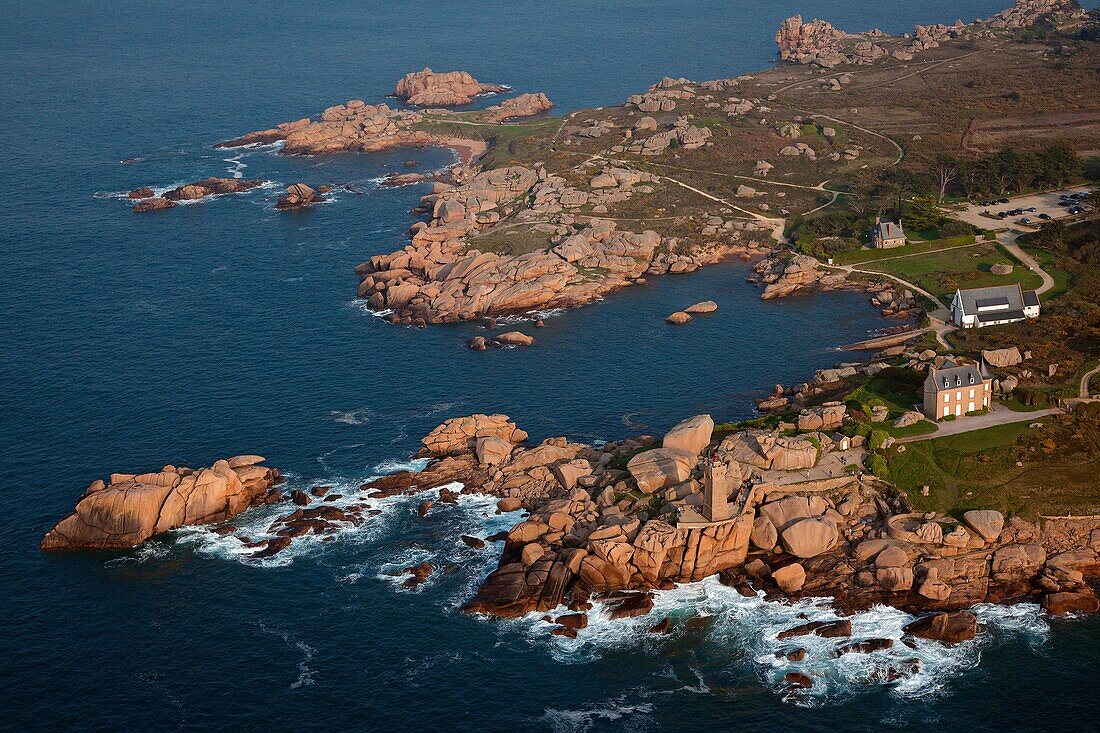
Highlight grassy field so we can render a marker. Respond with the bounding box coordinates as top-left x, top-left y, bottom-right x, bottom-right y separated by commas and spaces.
834, 236, 977, 265
888, 415, 1100, 519
859, 241, 1043, 301
1019, 244, 1074, 300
